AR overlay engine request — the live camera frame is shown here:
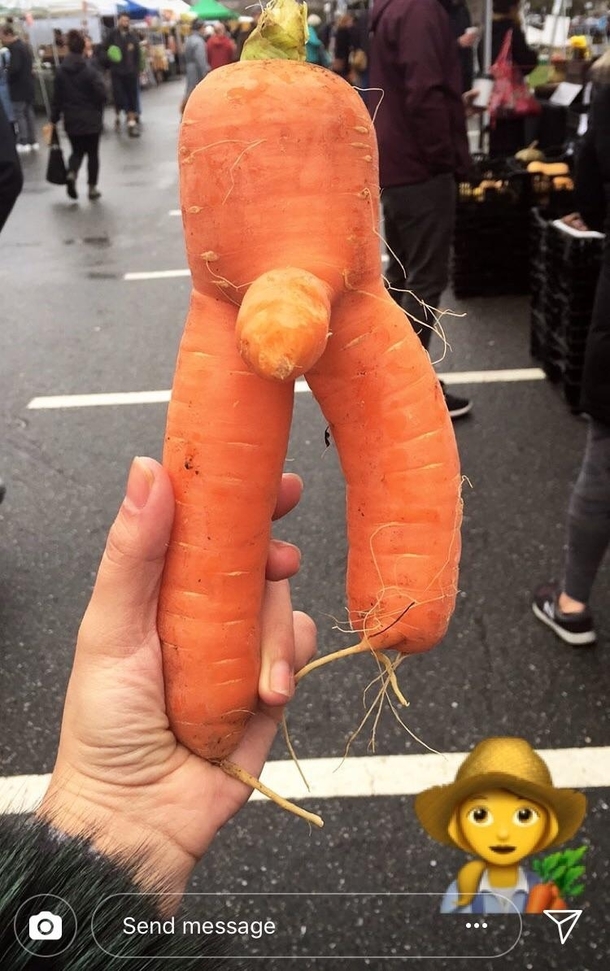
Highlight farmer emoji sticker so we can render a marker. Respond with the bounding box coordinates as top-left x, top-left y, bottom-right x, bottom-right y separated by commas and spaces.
414, 737, 587, 915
